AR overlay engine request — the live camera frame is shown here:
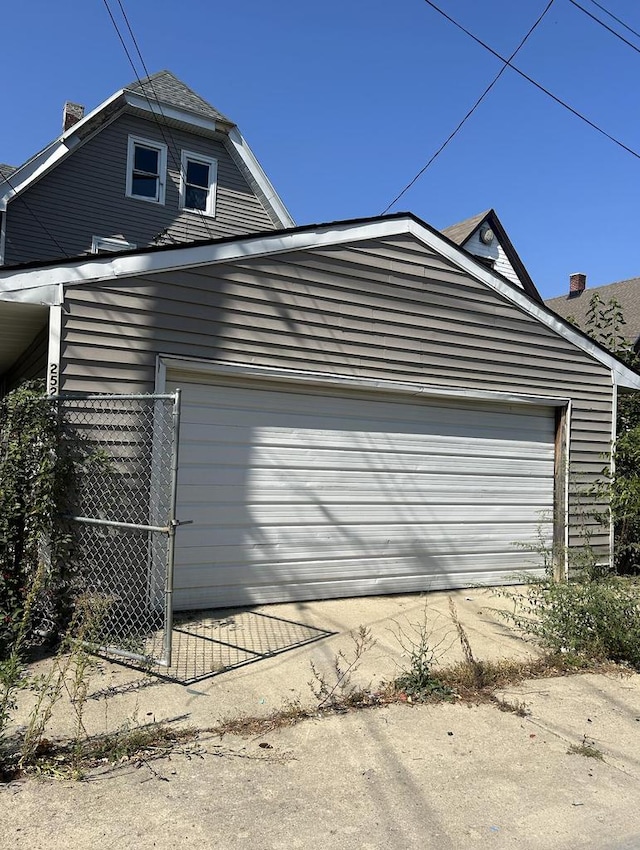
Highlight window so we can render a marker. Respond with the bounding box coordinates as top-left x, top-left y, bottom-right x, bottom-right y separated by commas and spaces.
91, 235, 137, 254
179, 151, 217, 216
126, 136, 167, 204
